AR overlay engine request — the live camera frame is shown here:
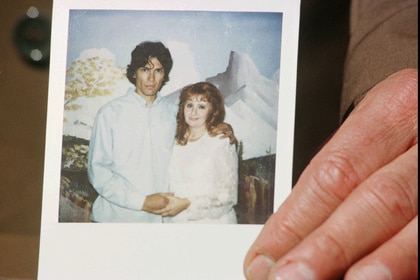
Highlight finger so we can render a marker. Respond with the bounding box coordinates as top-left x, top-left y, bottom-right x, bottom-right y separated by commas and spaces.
154, 205, 171, 215
267, 144, 418, 279
160, 192, 174, 197
345, 215, 418, 280
244, 69, 418, 270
